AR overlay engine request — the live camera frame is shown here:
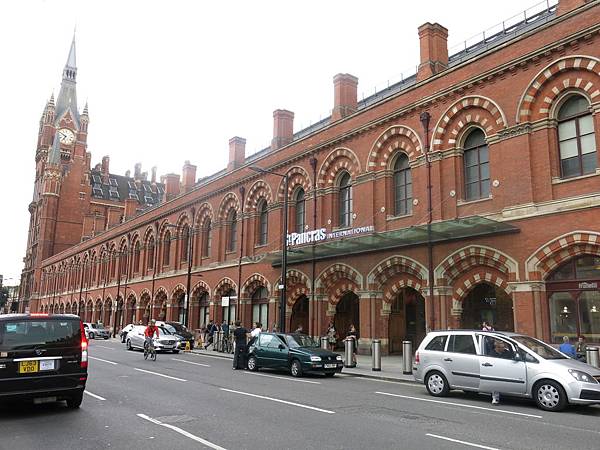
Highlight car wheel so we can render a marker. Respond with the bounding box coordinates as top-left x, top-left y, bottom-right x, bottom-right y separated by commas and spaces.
425, 371, 450, 397
325, 372, 335, 378
104, 336, 109, 340
290, 359, 303, 378
66, 392, 83, 409
534, 380, 568, 412
247, 355, 259, 372
88, 332, 95, 340
172, 350, 180, 354
126, 339, 132, 351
